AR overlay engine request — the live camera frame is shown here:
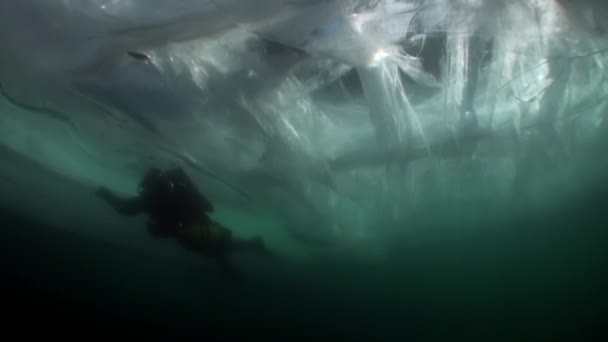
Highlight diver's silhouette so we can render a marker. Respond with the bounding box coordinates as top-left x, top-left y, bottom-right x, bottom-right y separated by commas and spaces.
95, 167, 271, 279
